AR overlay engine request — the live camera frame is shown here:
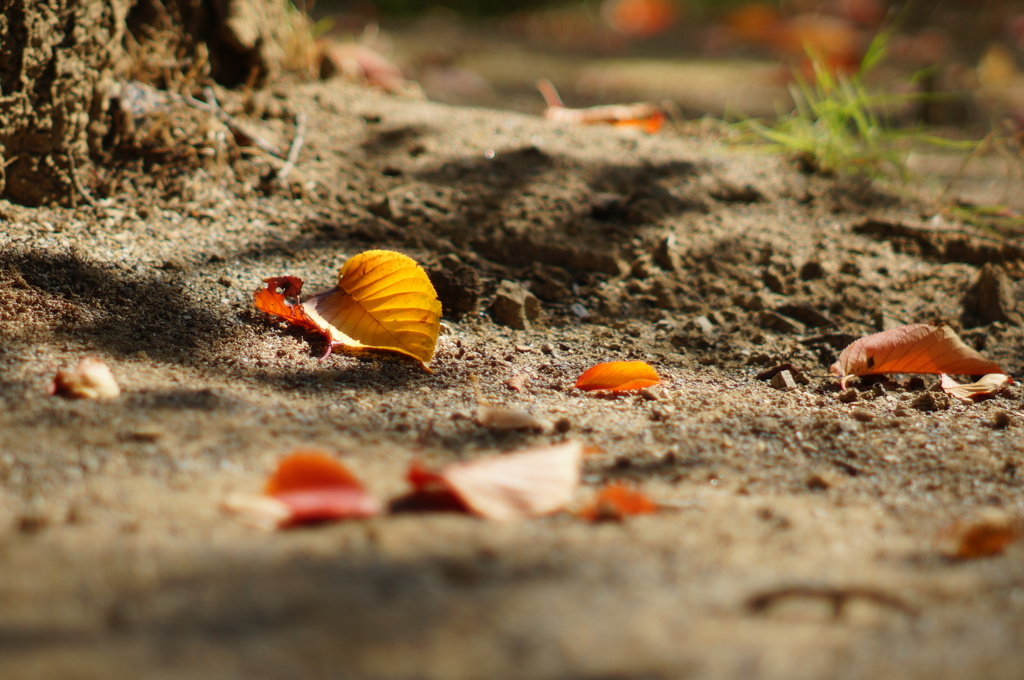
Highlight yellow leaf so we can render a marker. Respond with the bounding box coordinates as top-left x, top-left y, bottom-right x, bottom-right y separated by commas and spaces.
302, 250, 442, 371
